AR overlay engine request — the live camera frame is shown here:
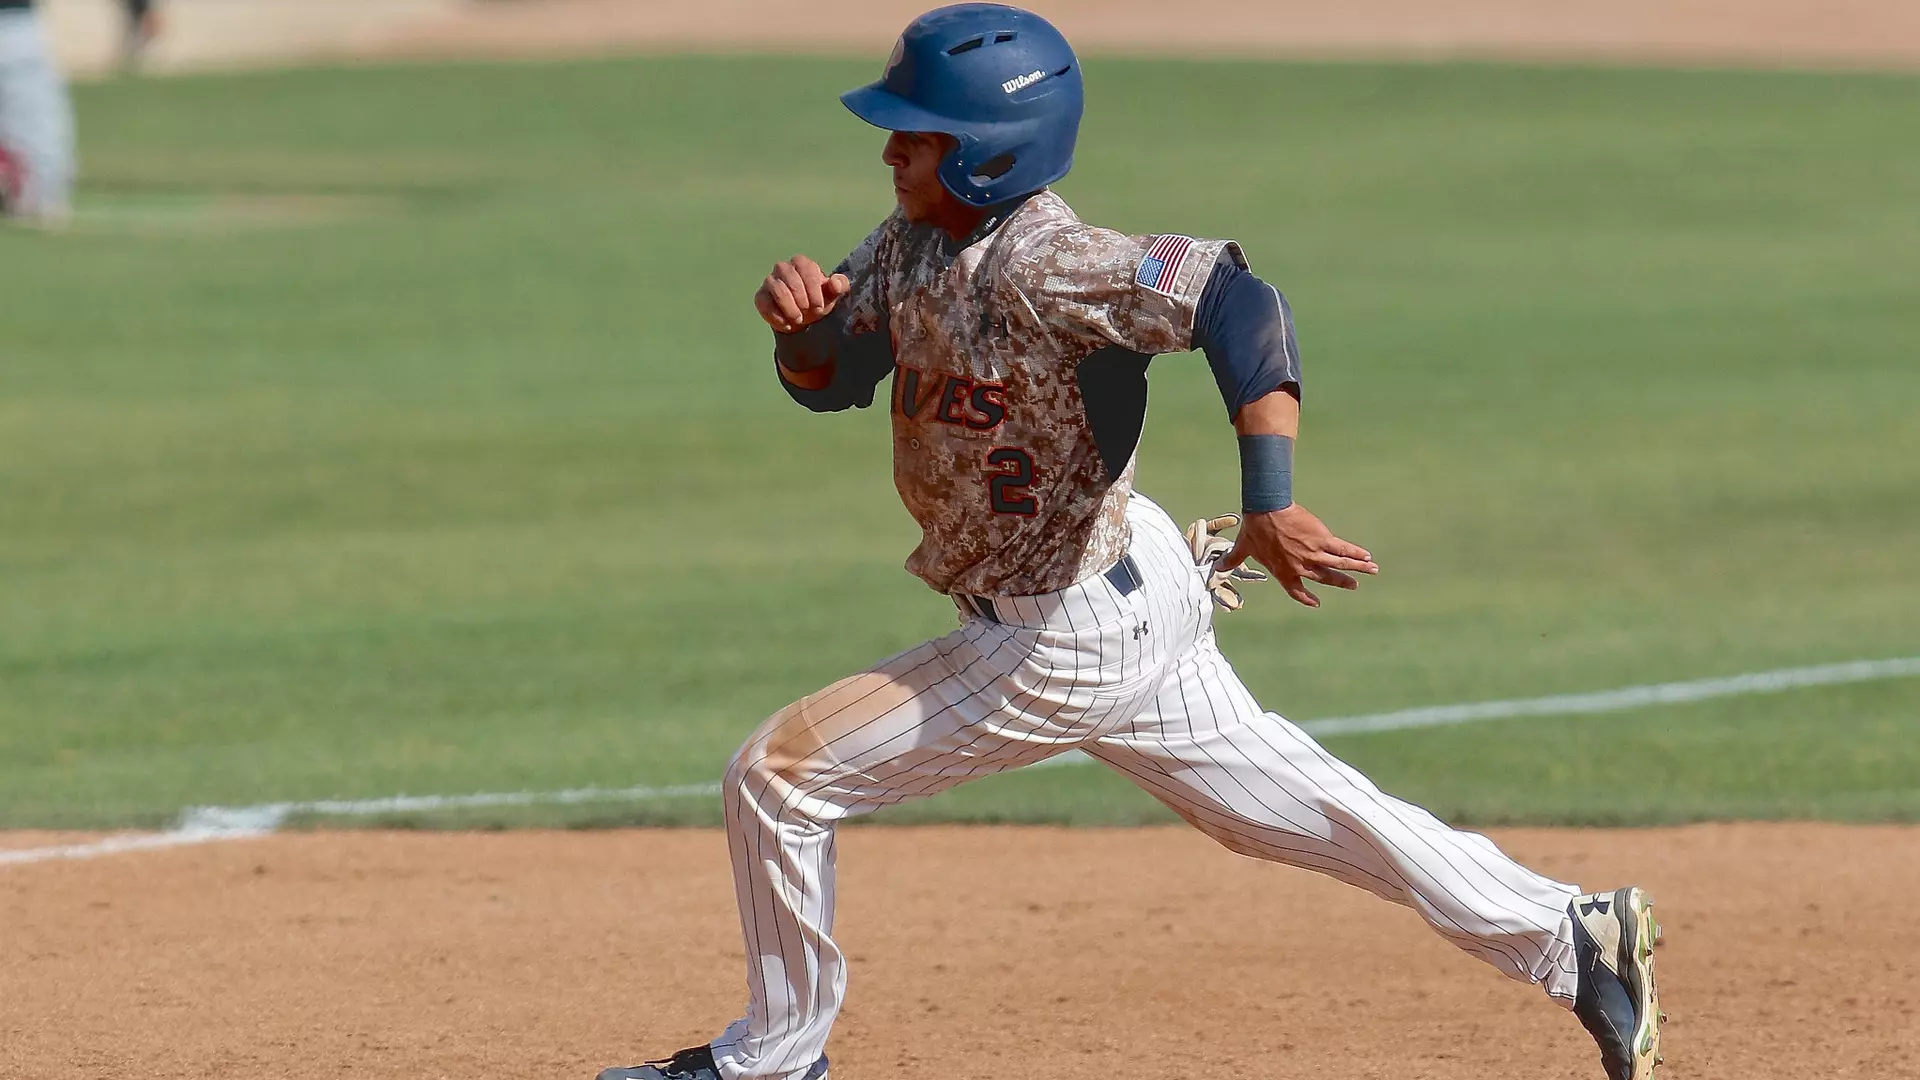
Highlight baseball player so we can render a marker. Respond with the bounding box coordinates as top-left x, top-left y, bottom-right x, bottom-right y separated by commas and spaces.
0, 0, 157, 222
0, 0, 73, 222
600, 6, 1663, 1080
